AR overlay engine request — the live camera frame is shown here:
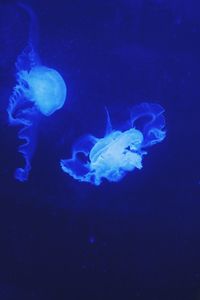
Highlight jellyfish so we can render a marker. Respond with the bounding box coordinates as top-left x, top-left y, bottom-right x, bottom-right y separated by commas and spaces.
7, 3, 67, 181
60, 103, 166, 185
